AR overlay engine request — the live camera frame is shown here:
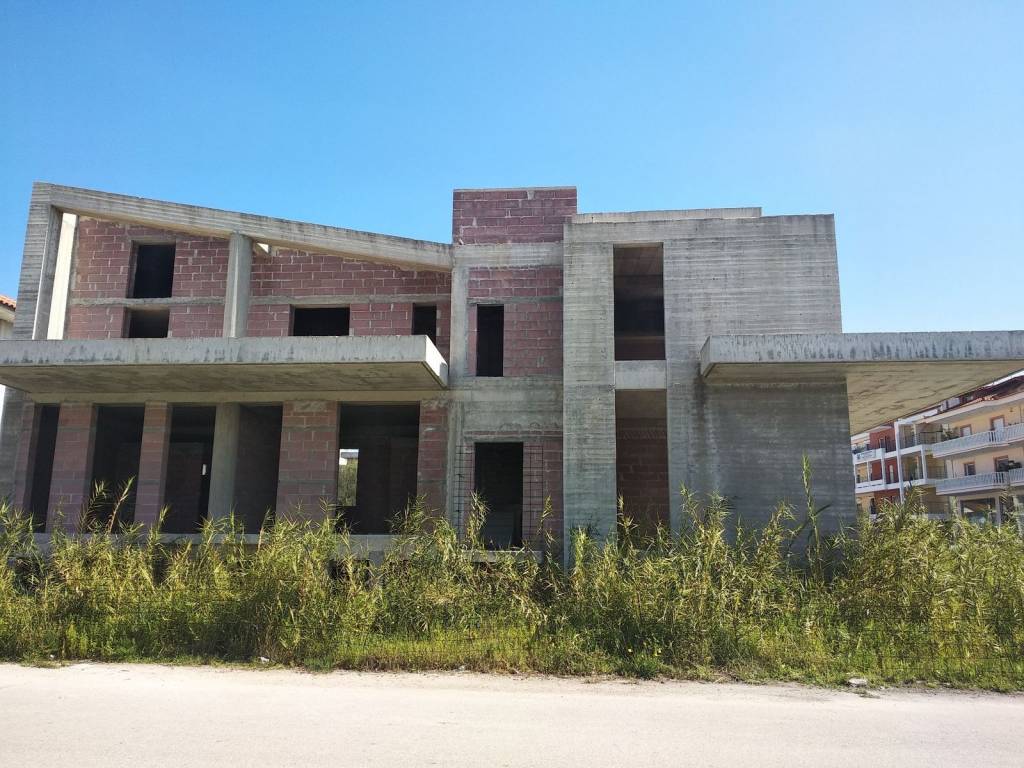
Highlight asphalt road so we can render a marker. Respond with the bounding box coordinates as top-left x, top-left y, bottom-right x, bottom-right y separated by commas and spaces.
0, 663, 1020, 767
